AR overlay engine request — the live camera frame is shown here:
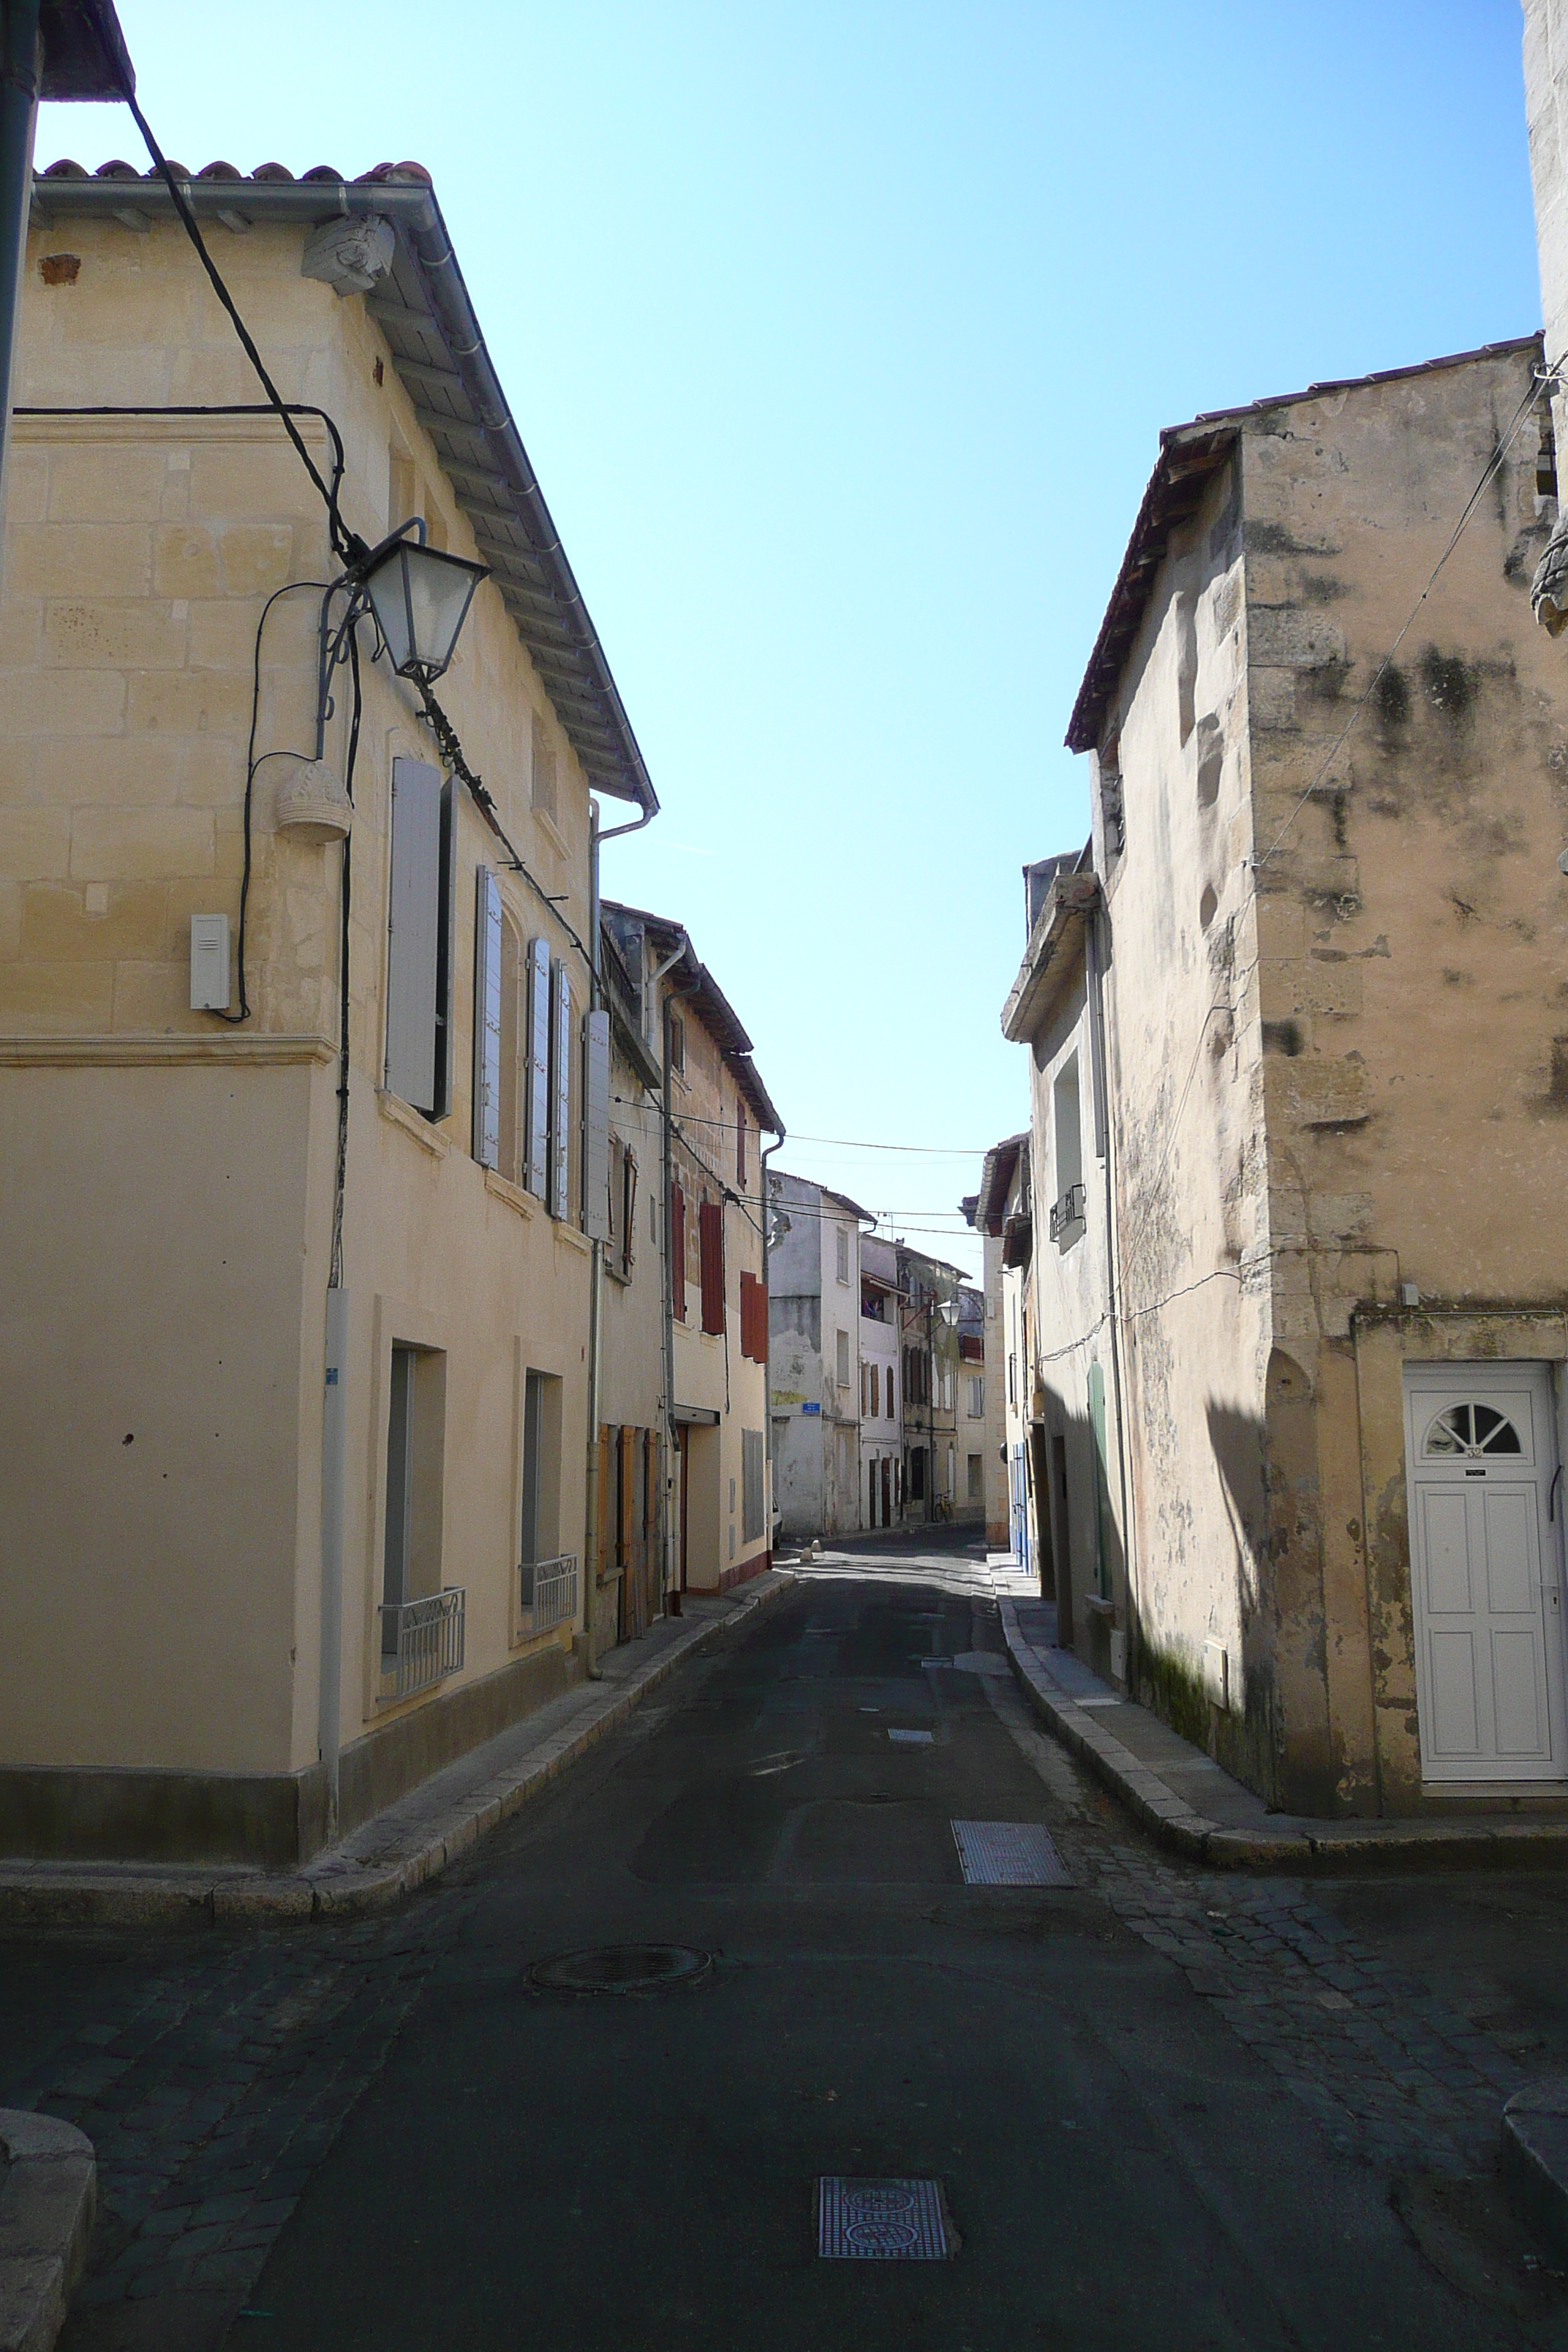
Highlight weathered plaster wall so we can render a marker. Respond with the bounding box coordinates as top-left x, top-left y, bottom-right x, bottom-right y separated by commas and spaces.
1240, 341, 1568, 1809
1098, 456, 1275, 1784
